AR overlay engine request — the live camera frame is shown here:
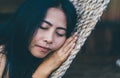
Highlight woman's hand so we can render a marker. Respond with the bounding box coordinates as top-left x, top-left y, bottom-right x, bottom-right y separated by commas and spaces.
32, 32, 78, 78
